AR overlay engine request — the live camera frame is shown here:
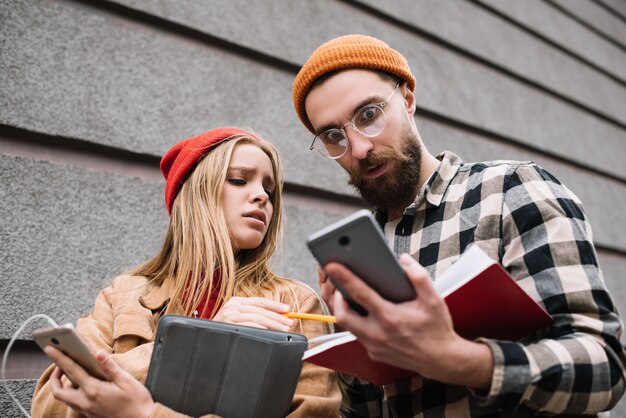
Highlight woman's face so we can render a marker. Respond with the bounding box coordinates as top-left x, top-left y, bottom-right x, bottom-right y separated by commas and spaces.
222, 143, 276, 251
